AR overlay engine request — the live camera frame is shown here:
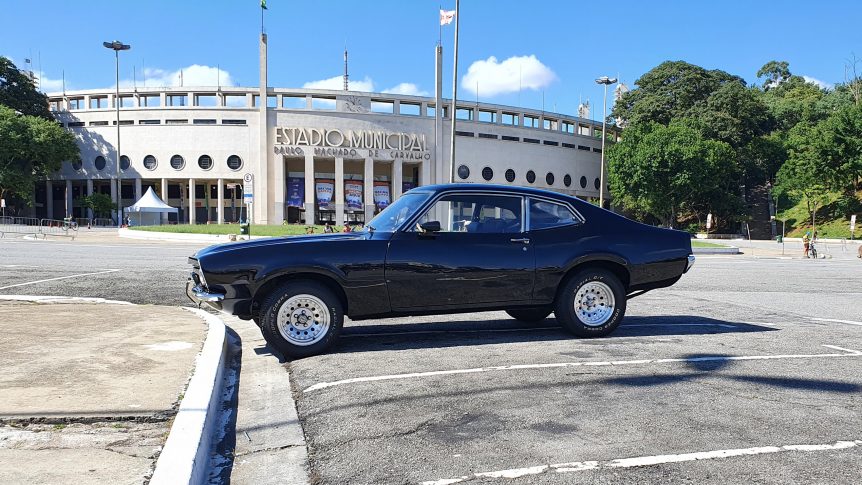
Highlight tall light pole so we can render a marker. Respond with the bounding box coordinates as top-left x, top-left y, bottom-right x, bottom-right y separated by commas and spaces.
595, 76, 616, 208
103, 40, 131, 228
